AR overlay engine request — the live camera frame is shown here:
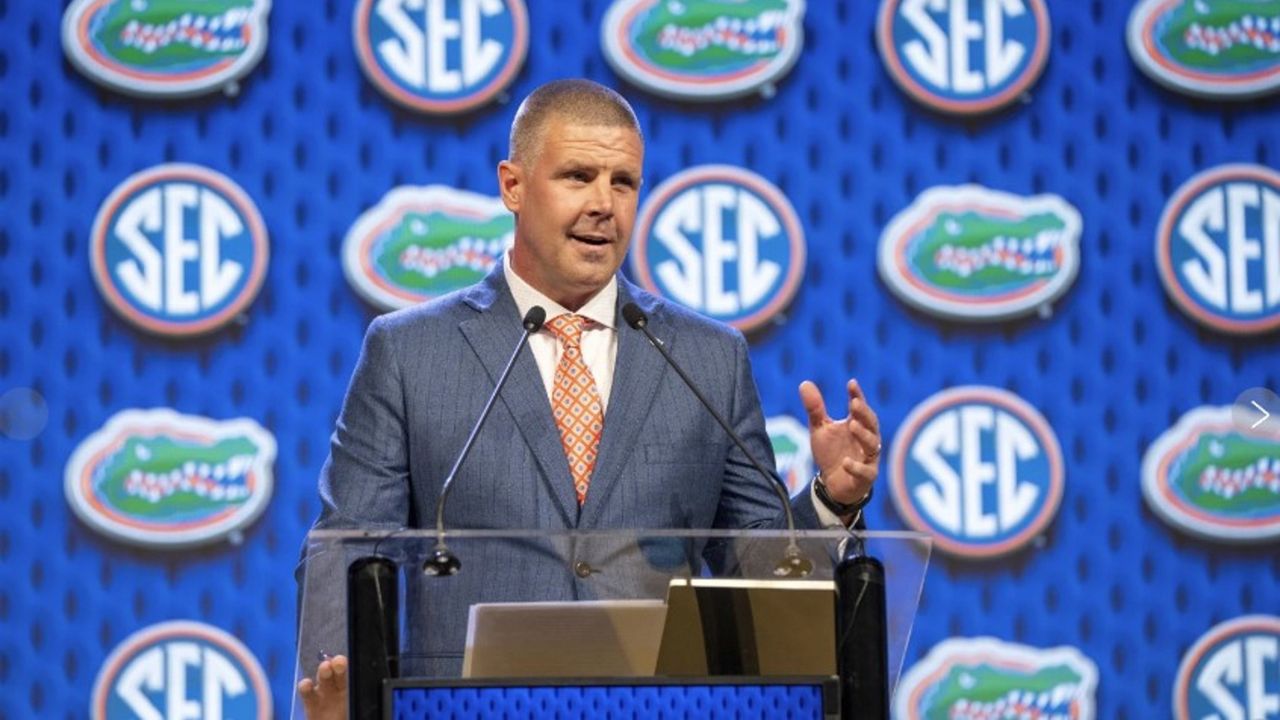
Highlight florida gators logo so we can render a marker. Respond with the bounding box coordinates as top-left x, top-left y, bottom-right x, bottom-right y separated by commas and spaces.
877, 0, 1052, 114
630, 165, 805, 332
92, 620, 271, 719
601, 0, 806, 100
1175, 615, 1280, 720
889, 387, 1064, 558
1142, 405, 1280, 543
767, 415, 812, 497
62, 0, 271, 98
1128, 0, 1280, 99
353, 0, 528, 114
895, 637, 1099, 719
90, 164, 269, 336
343, 185, 513, 311
878, 185, 1082, 321
65, 409, 276, 548
1156, 164, 1280, 334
